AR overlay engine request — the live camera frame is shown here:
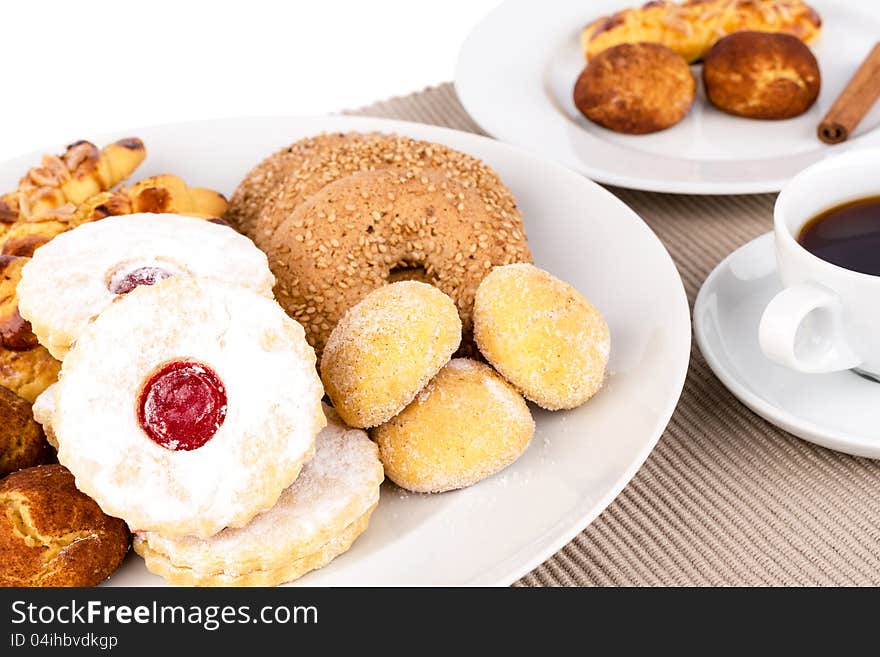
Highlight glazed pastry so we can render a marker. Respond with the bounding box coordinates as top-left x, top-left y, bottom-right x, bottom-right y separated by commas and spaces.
573, 42, 696, 134
473, 263, 610, 410
703, 31, 821, 119
52, 277, 325, 538
0, 138, 145, 225
126, 174, 228, 218
0, 385, 51, 477
321, 281, 461, 428
134, 406, 383, 586
374, 359, 534, 493
581, 0, 822, 64
0, 255, 60, 403
265, 167, 529, 357
0, 464, 130, 587
17, 213, 275, 360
